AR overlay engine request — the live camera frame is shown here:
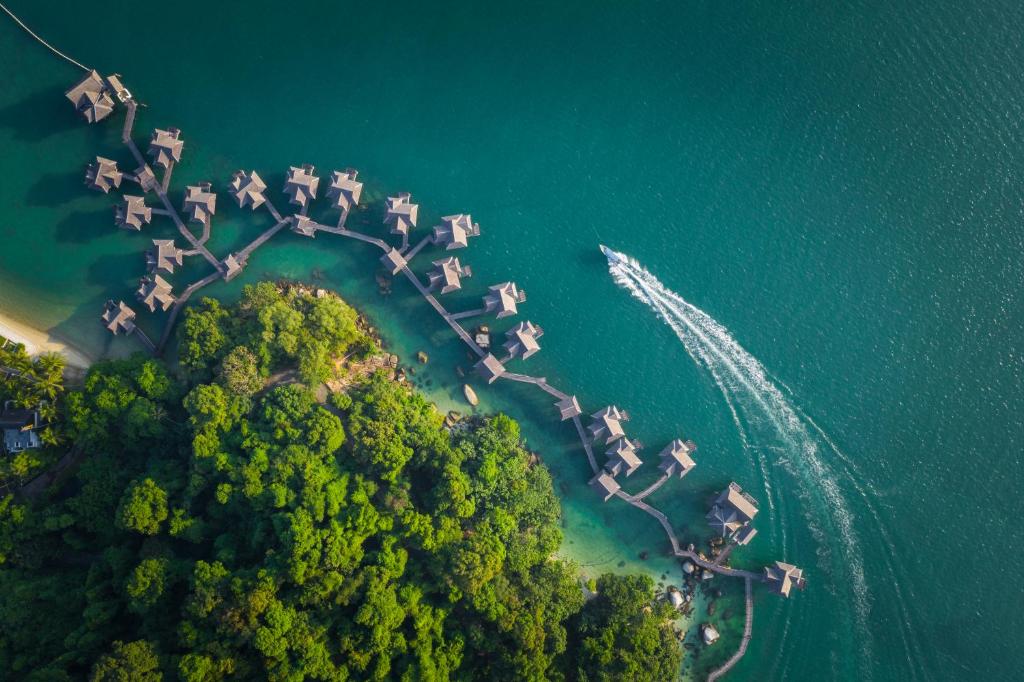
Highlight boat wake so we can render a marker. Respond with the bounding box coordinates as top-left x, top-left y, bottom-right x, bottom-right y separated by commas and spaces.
603, 246, 884, 675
